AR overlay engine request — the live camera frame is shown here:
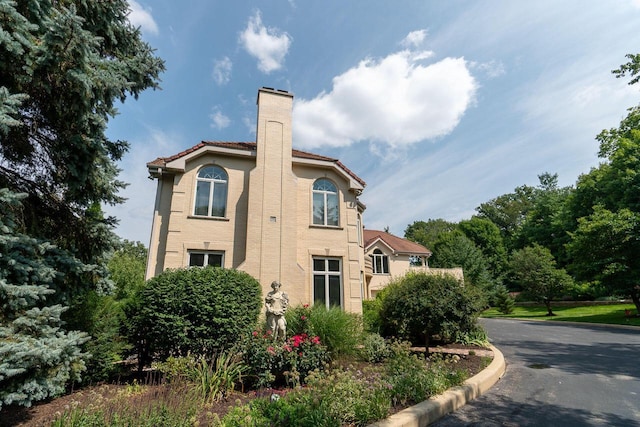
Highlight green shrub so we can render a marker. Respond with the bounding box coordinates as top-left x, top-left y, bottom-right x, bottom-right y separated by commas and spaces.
305, 366, 391, 425
361, 333, 391, 363
384, 341, 466, 406
153, 355, 200, 383
223, 392, 336, 427
493, 285, 515, 314
286, 304, 363, 358
124, 267, 262, 368
240, 329, 329, 388
362, 298, 383, 333
453, 324, 490, 348
380, 272, 485, 348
